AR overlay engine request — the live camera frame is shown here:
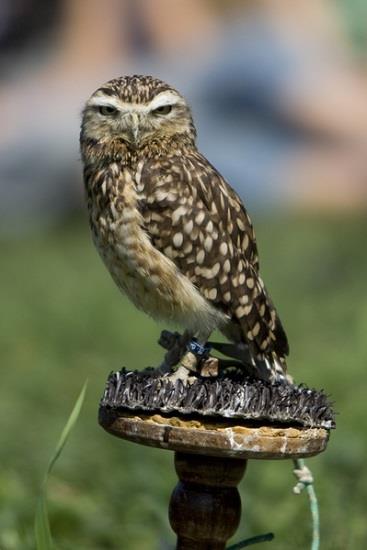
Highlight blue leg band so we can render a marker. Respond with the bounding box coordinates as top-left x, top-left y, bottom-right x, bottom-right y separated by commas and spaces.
187, 338, 212, 358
